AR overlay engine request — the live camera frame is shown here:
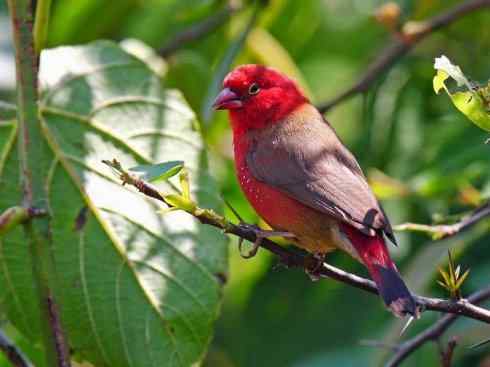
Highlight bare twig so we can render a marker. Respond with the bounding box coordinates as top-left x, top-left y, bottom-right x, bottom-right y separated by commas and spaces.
0, 328, 33, 367
104, 159, 490, 324
159, 1, 241, 57
394, 201, 490, 239
386, 286, 490, 367
317, 0, 490, 113
440, 337, 458, 367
